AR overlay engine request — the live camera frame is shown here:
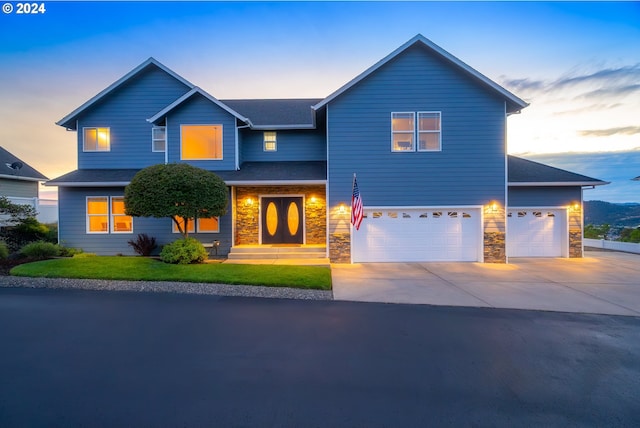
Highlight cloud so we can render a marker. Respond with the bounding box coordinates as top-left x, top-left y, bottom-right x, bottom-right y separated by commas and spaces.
577, 84, 640, 100
578, 126, 640, 137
